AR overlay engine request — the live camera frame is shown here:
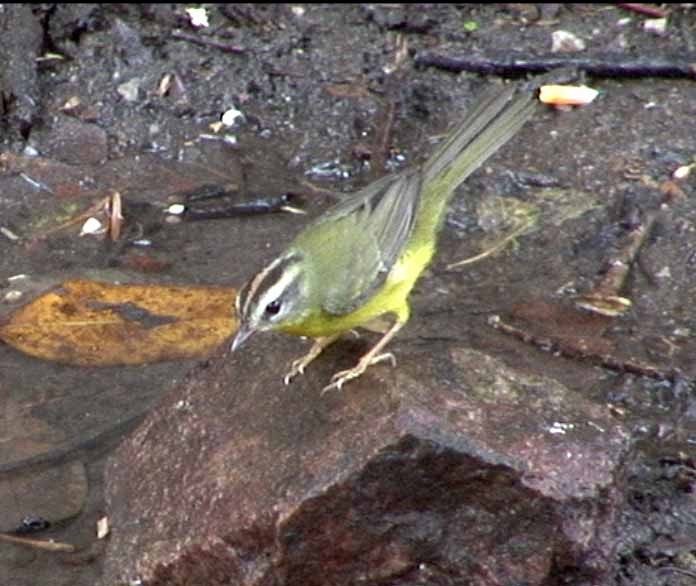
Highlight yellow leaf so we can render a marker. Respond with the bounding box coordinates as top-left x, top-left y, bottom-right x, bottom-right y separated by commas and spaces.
0, 279, 238, 366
